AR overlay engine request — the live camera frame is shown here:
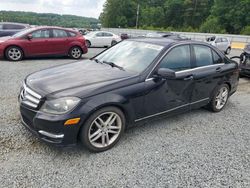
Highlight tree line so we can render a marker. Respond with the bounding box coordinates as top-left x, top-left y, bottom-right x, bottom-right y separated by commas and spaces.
100, 0, 250, 35
0, 11, 99, 28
